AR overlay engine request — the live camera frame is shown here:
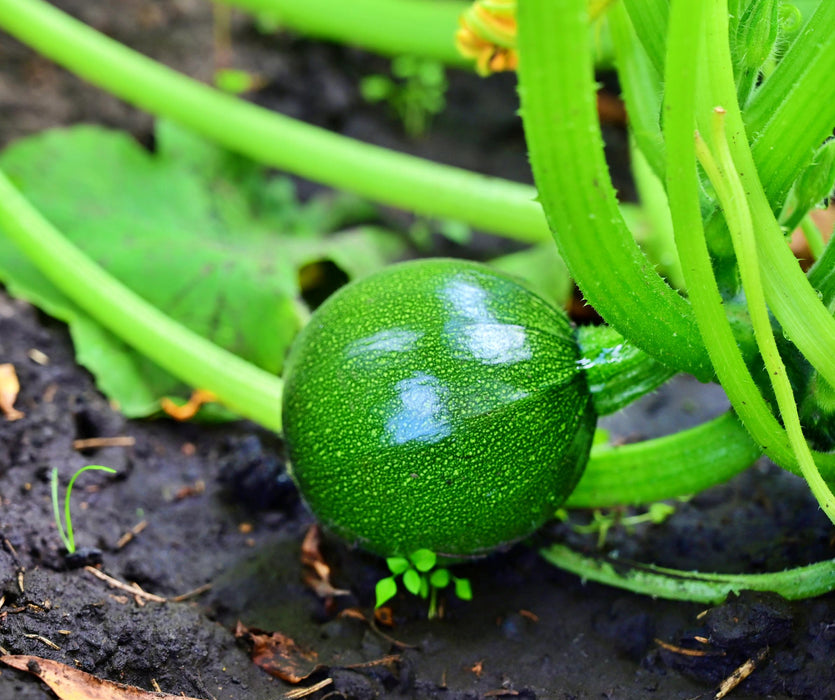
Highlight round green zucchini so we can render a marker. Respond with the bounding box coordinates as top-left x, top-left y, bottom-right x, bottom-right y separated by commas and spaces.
282, 259, 596, 558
